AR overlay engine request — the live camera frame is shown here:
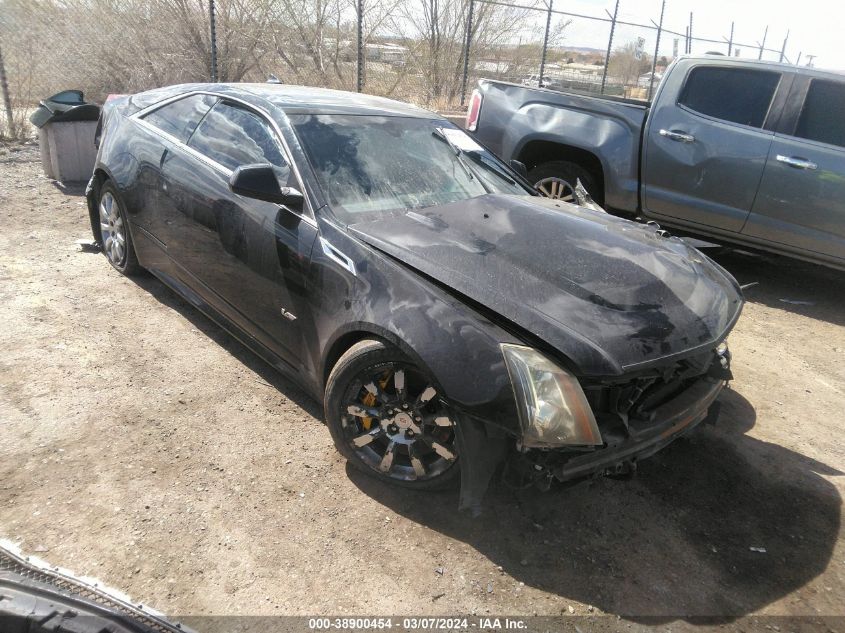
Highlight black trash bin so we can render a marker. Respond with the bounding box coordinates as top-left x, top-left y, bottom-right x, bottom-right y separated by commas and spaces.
30, 90, 100, 182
